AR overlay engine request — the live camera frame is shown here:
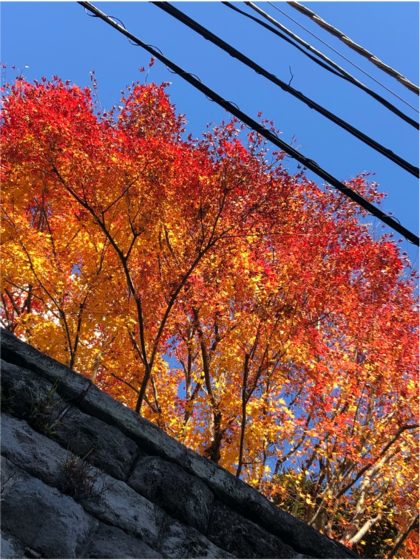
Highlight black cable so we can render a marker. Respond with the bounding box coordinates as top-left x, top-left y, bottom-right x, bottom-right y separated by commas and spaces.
77, 1, 419, 246
232, 4, 356, 81
287, 0, 419, 96
227, 1, 419, 124
152, 1, 418, 178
